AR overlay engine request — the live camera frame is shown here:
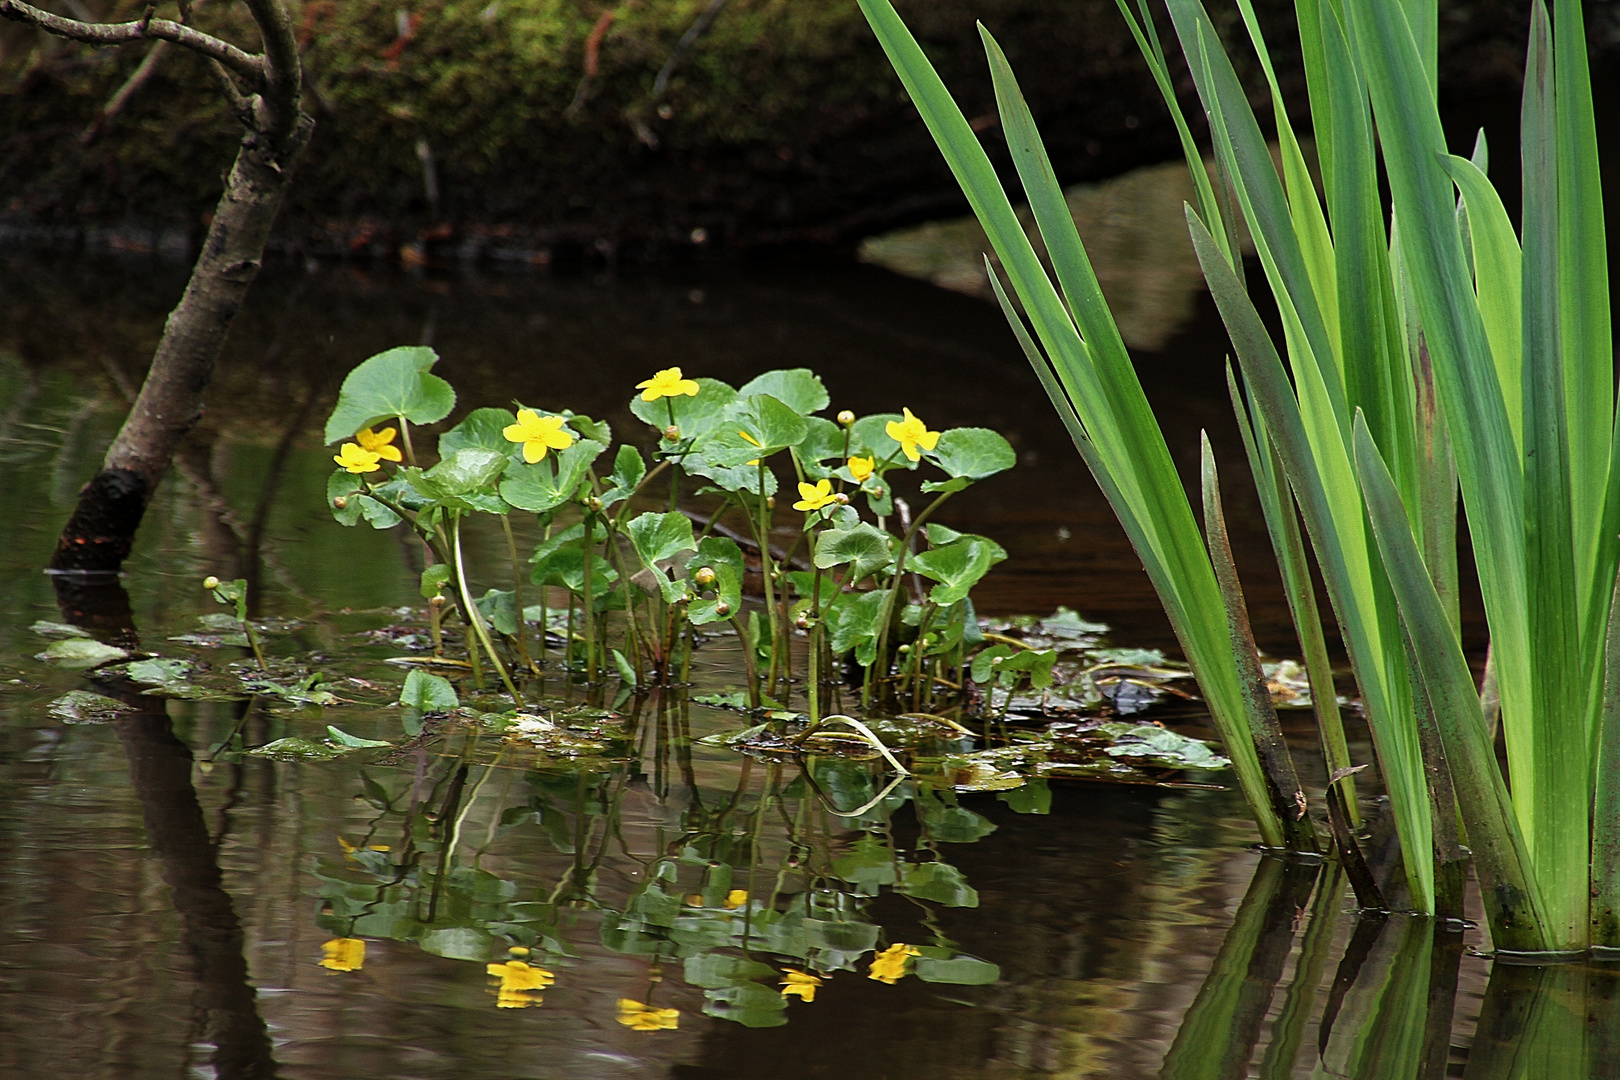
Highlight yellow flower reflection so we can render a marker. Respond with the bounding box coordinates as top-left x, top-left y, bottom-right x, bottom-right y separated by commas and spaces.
867, 943, 919, 984
793, 479, 837, 512
636, 367, 702, 402
848, 455, 875, 482
885, 408, 941, 462
487, 958, 555, 1009
723, 889, 749, 910
333, 443, 382, 474
617, 998, 680, 1031
319, 938, 366, 972
503, 409, 577, 463
354, 426, 404, 462
781, 968, 821, 1002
